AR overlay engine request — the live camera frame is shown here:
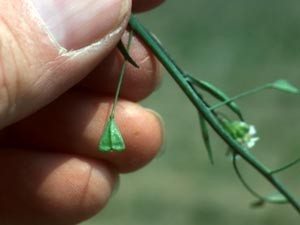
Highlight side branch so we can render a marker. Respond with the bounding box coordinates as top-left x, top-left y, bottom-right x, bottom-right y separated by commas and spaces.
129, 15, 300, 213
